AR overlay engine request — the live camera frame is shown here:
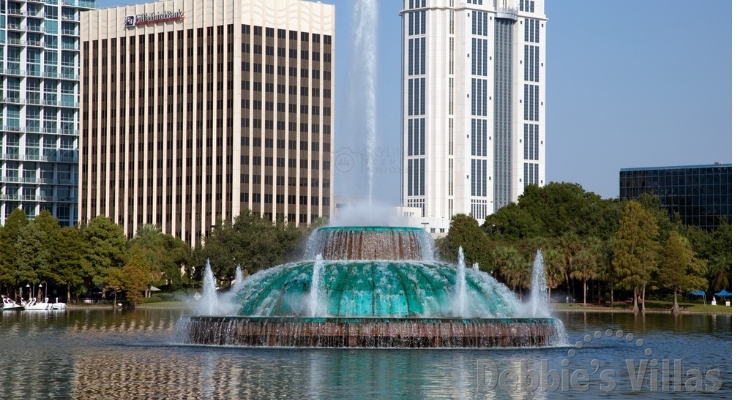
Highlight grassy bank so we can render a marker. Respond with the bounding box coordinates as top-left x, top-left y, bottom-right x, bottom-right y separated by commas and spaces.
552, 300, 732, 315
